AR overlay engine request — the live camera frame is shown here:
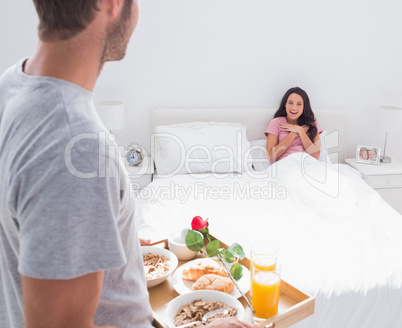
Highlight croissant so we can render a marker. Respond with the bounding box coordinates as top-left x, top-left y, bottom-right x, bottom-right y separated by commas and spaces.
192, 274, 235, 294
182, 261, 228, 281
